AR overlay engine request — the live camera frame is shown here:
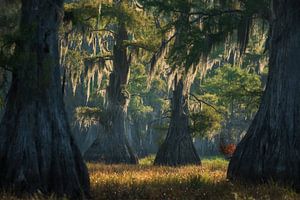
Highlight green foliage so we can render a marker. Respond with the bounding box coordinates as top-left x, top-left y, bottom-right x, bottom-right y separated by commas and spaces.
187, 63, 264, 140
64, 0, 161, 47
203, 64, 263, 115
64, 0, 103, 28
190, 106, 223, 138
127, 64, 170, 148
127, 64, 169, 130
128, 64, 153, 119
190, 64, 264, 142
